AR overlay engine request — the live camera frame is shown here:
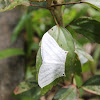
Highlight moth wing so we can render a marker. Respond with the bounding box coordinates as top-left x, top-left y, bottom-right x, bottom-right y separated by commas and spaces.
41, 32, 68, 63
38, 63, 65, 88
38, 32, 68, 88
